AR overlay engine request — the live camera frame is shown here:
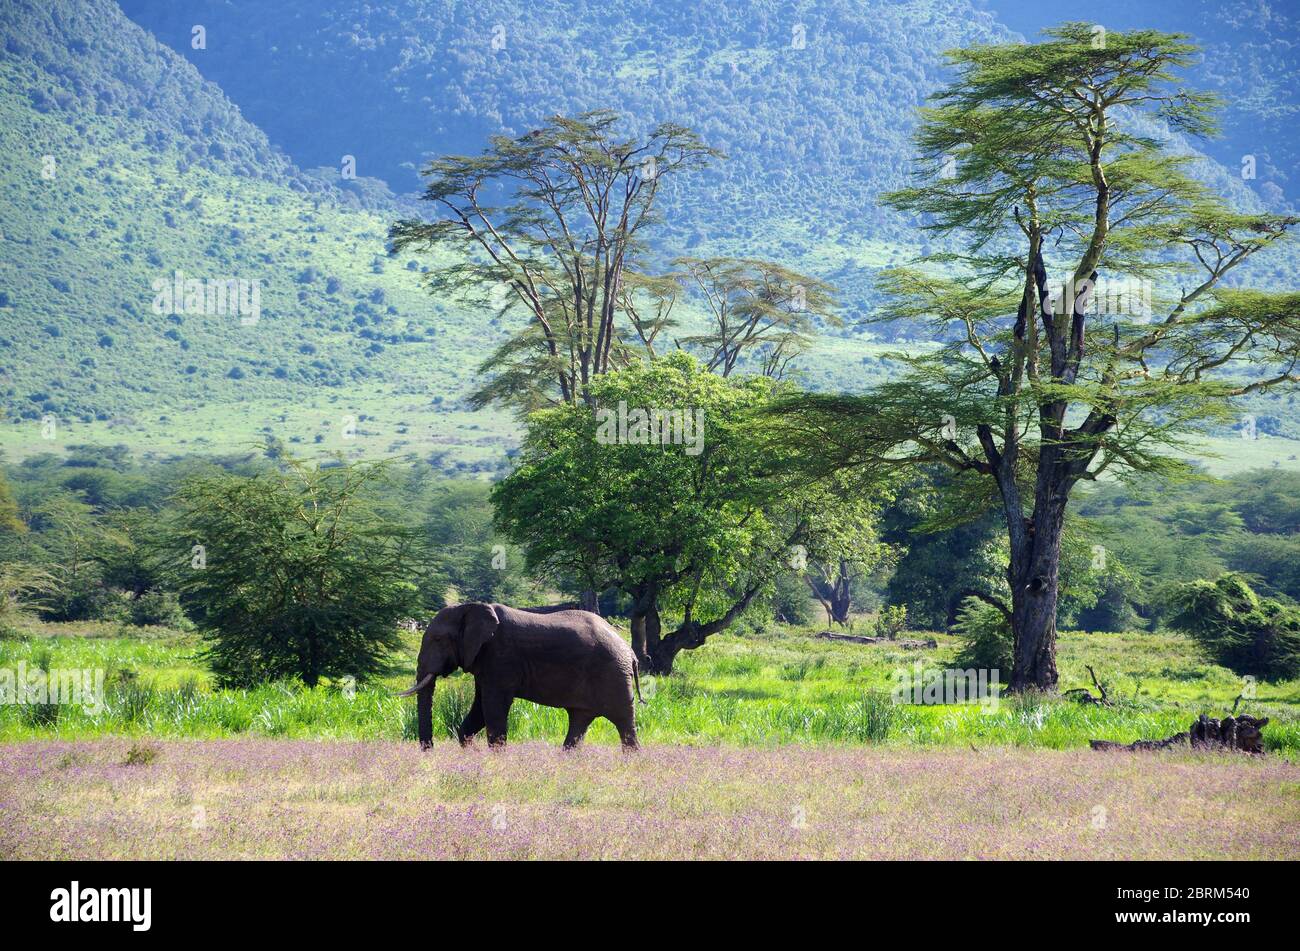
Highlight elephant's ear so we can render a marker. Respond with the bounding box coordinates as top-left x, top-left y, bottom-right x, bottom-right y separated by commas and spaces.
459, 602, 500, 670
